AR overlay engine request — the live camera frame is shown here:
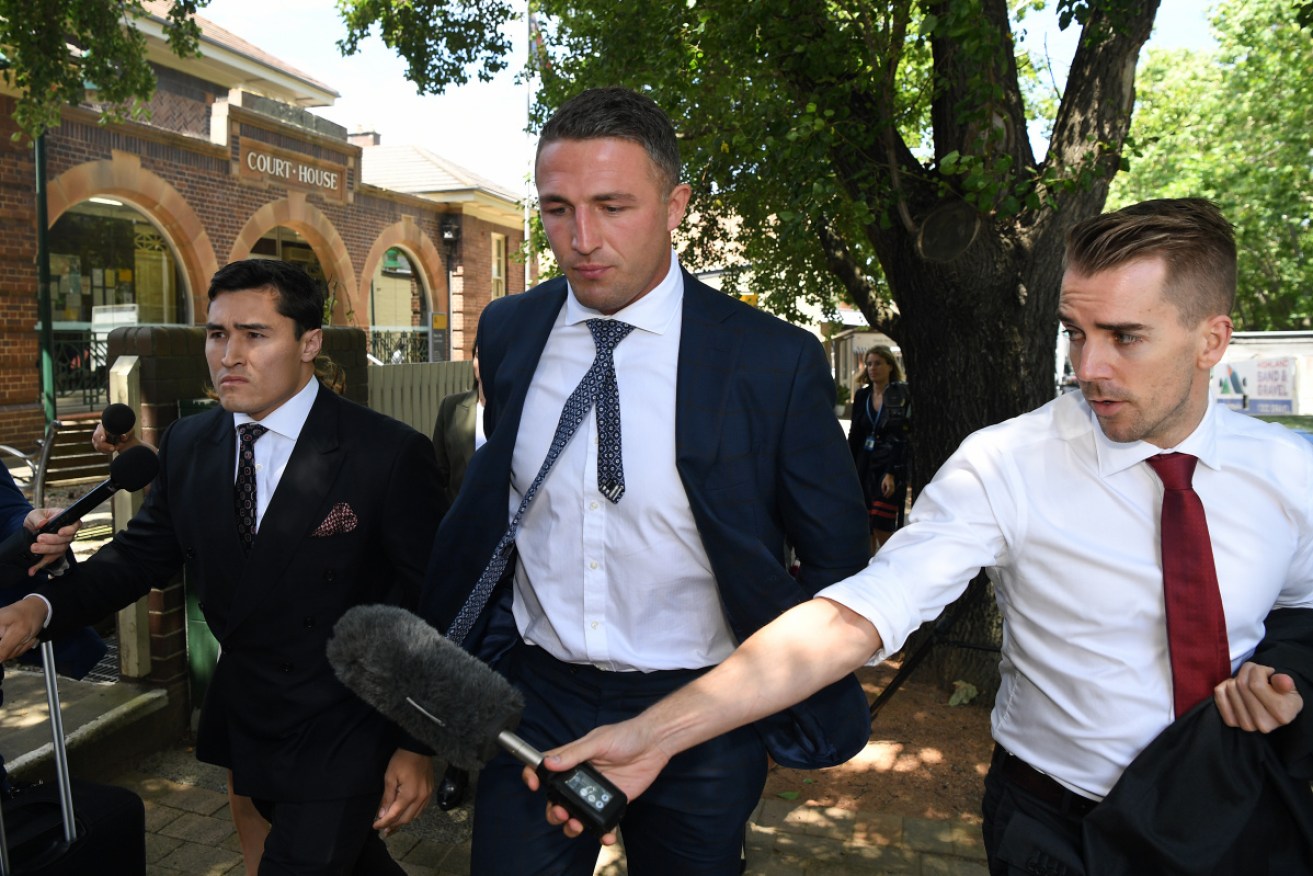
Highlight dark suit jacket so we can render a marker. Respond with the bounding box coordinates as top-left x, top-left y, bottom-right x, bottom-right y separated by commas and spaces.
421, 272, 873, 769
431, 388, 478, 507
40, 386, 442, 801
1082, 608, 1313, 874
